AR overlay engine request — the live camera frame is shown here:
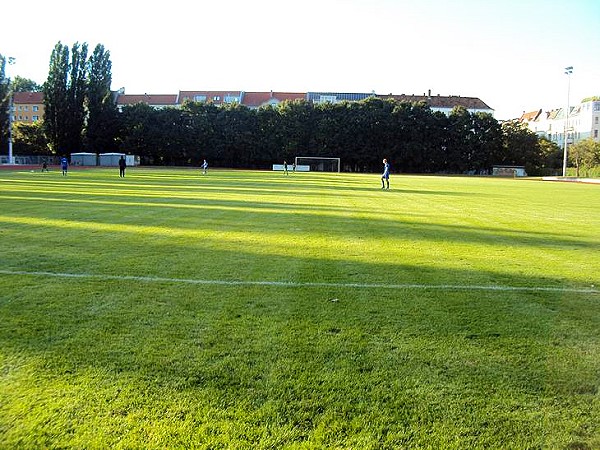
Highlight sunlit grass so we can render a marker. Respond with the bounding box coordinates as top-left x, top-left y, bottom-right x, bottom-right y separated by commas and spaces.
1, 167, 599, 448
